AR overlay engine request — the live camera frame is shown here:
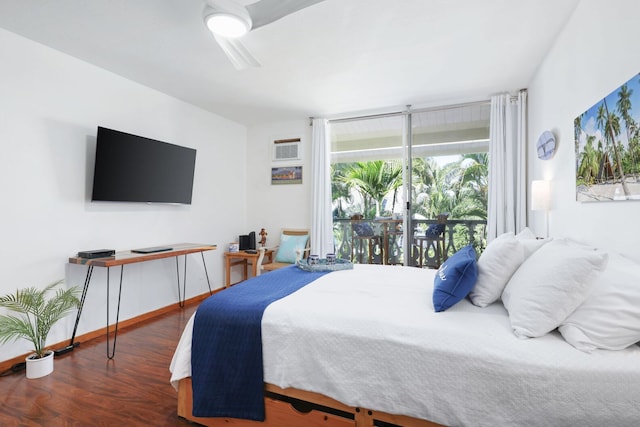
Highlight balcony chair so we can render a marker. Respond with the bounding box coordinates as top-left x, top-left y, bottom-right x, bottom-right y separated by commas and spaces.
350, 214, 382, 264
414, 213, 449, 269
382, 218, 404, 265
256, 229, 310, 275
